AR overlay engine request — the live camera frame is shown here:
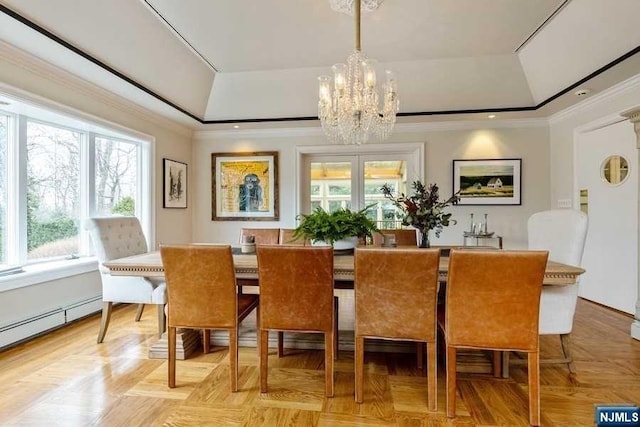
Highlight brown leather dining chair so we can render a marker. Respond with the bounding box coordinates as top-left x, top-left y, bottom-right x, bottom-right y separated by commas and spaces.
256, 245, 335, 397
354, 247, 440, 410
160, 244, 259, 392
240, 228, 280, 245
279, 228, 307, 246
440, 249, 548, 426
372, 229, 418, 246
